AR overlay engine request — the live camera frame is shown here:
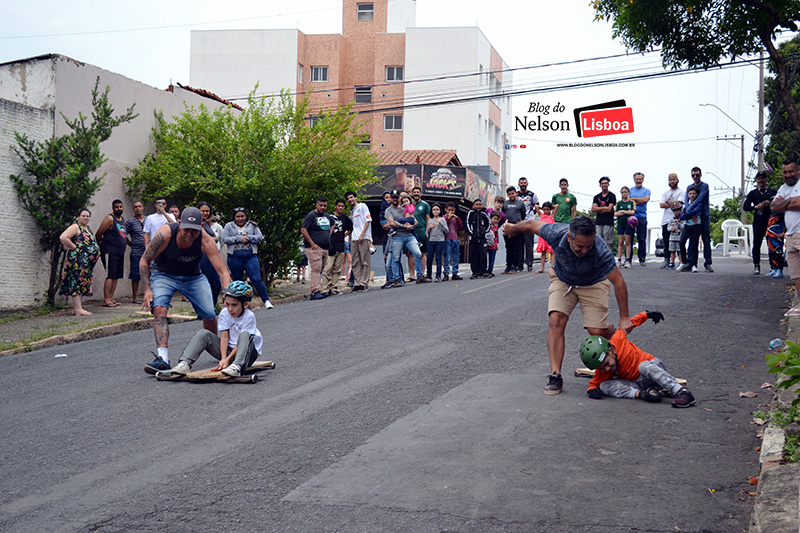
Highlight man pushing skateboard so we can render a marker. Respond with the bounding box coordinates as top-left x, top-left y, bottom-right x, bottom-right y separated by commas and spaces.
140, 207, 231, 373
